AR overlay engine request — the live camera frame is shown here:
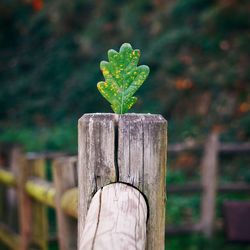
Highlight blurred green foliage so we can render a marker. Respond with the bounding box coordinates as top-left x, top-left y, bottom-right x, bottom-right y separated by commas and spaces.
0, 123, 76, 152
0, 0, 250, 149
